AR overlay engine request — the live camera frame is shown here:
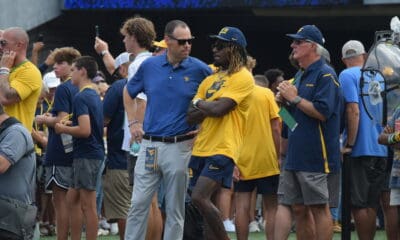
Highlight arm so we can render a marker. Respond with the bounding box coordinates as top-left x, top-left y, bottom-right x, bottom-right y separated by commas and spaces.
31, 129, 48, 148
195, 98, 236, 117
271, 117, 281, 160
55, 114, 91, 138
0, 51, 21, 105
187, 104, 206, 125
35, 111, 69, 128
31, 41, 44, 66
94, 37, 115, 75
0, 155, 11, 174
123, 86, 144, 142
345, 103, 359, 147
